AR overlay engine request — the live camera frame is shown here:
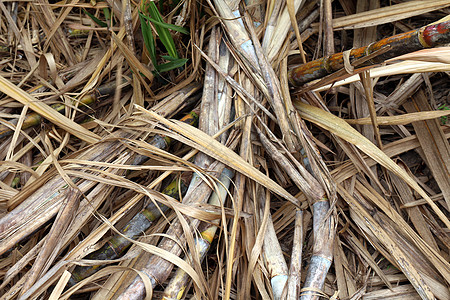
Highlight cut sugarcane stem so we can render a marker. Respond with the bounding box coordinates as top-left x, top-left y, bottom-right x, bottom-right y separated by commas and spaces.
0, 81, 121, 140
263, 212, 288, 300
115, 30, 229, 299
300, 200, 333, 300
257, 127, 334, 300
162, 168, 233, 300
0, 110, 198, 257
68, 174, 190, 286
289, 20, 450, 86
287, 209, 303, 299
